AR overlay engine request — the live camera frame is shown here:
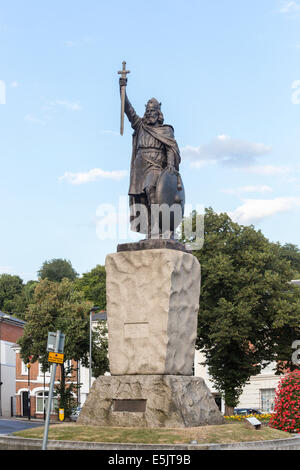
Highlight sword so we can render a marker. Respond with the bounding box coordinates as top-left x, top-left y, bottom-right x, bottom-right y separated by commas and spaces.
118, 61, 130, 136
